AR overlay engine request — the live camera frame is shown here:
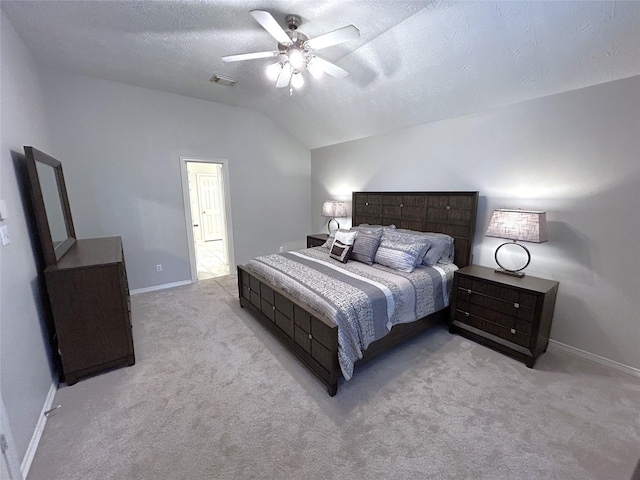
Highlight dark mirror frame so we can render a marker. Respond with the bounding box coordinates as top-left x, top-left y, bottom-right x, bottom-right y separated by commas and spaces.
24, 146, 76, 266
